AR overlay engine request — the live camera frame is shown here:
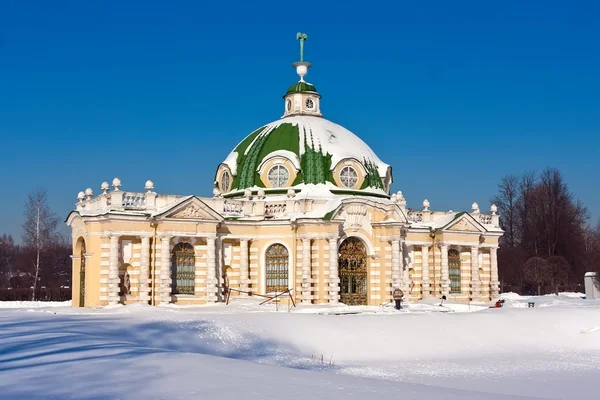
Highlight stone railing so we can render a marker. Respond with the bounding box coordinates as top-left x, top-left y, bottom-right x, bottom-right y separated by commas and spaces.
222, 200, 243, 216
122, 193, 146, 210
265, 203, 286, 216
479, 214, 492, 225
407, 210, 423, 223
